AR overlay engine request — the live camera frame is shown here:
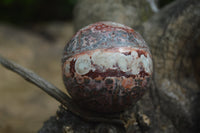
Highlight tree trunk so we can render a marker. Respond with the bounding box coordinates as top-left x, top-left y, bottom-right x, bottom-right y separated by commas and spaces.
142, 0, 200, 132
39, 0, 200, 132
